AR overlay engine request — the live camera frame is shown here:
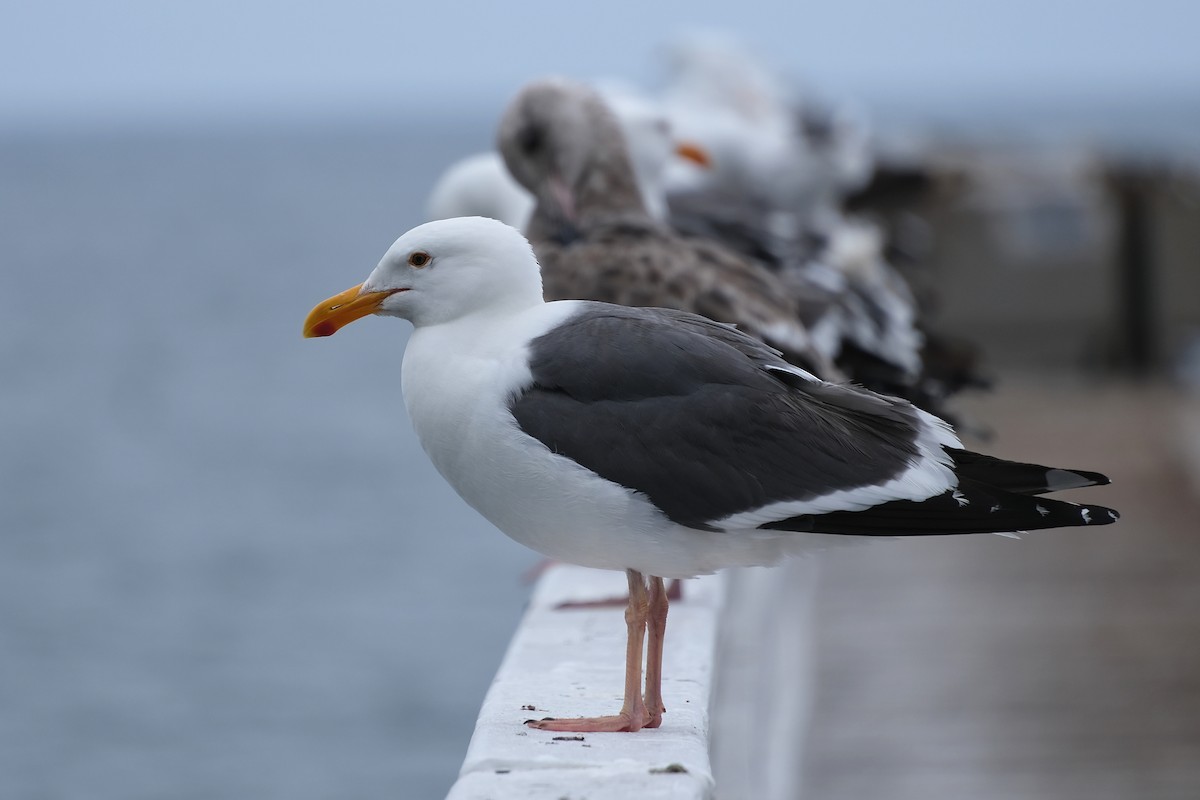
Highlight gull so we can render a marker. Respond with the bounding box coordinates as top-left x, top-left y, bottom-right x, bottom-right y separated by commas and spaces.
497, 77, 833, 377
303, 216, 1118, 732
425, 85, 710, 228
